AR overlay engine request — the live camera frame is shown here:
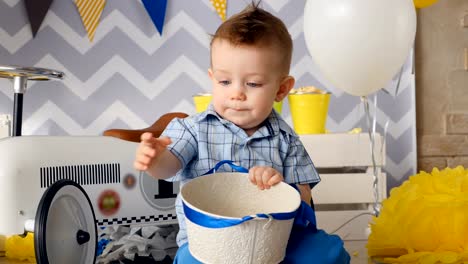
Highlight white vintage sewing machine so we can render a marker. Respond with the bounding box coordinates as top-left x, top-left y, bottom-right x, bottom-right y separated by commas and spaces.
0, 134, 182, 238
